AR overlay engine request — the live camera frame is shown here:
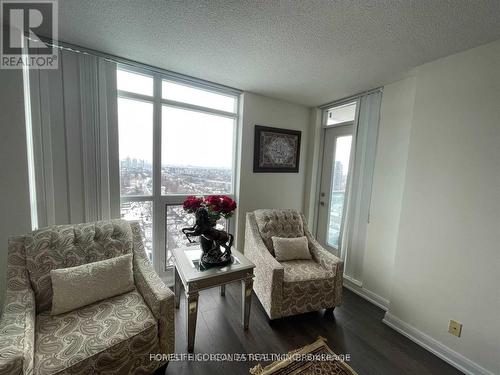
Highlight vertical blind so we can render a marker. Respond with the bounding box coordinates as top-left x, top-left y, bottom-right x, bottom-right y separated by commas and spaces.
341, 91, 382, 283
28, 49, 119, 227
